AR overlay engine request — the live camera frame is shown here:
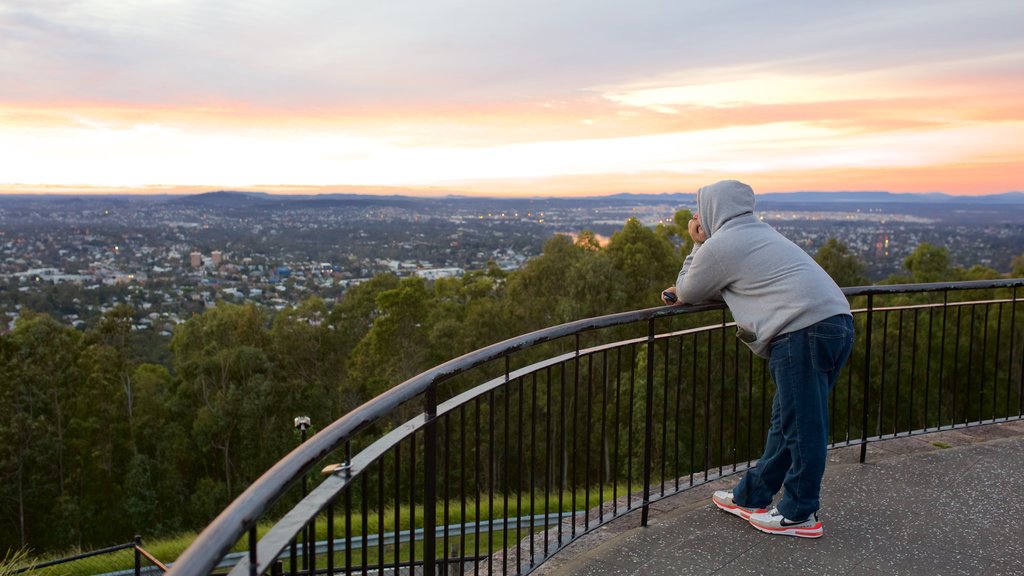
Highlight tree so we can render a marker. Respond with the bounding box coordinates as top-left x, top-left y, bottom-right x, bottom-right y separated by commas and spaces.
604, 217, 684, 308
814, 238, 869, 287
347, 277, 435, 398
656, 208, 696, 257
902, 242, 956, 283
171, 303, 271, 501
0, 313, 85, 549
1012, 251, 1024, 278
